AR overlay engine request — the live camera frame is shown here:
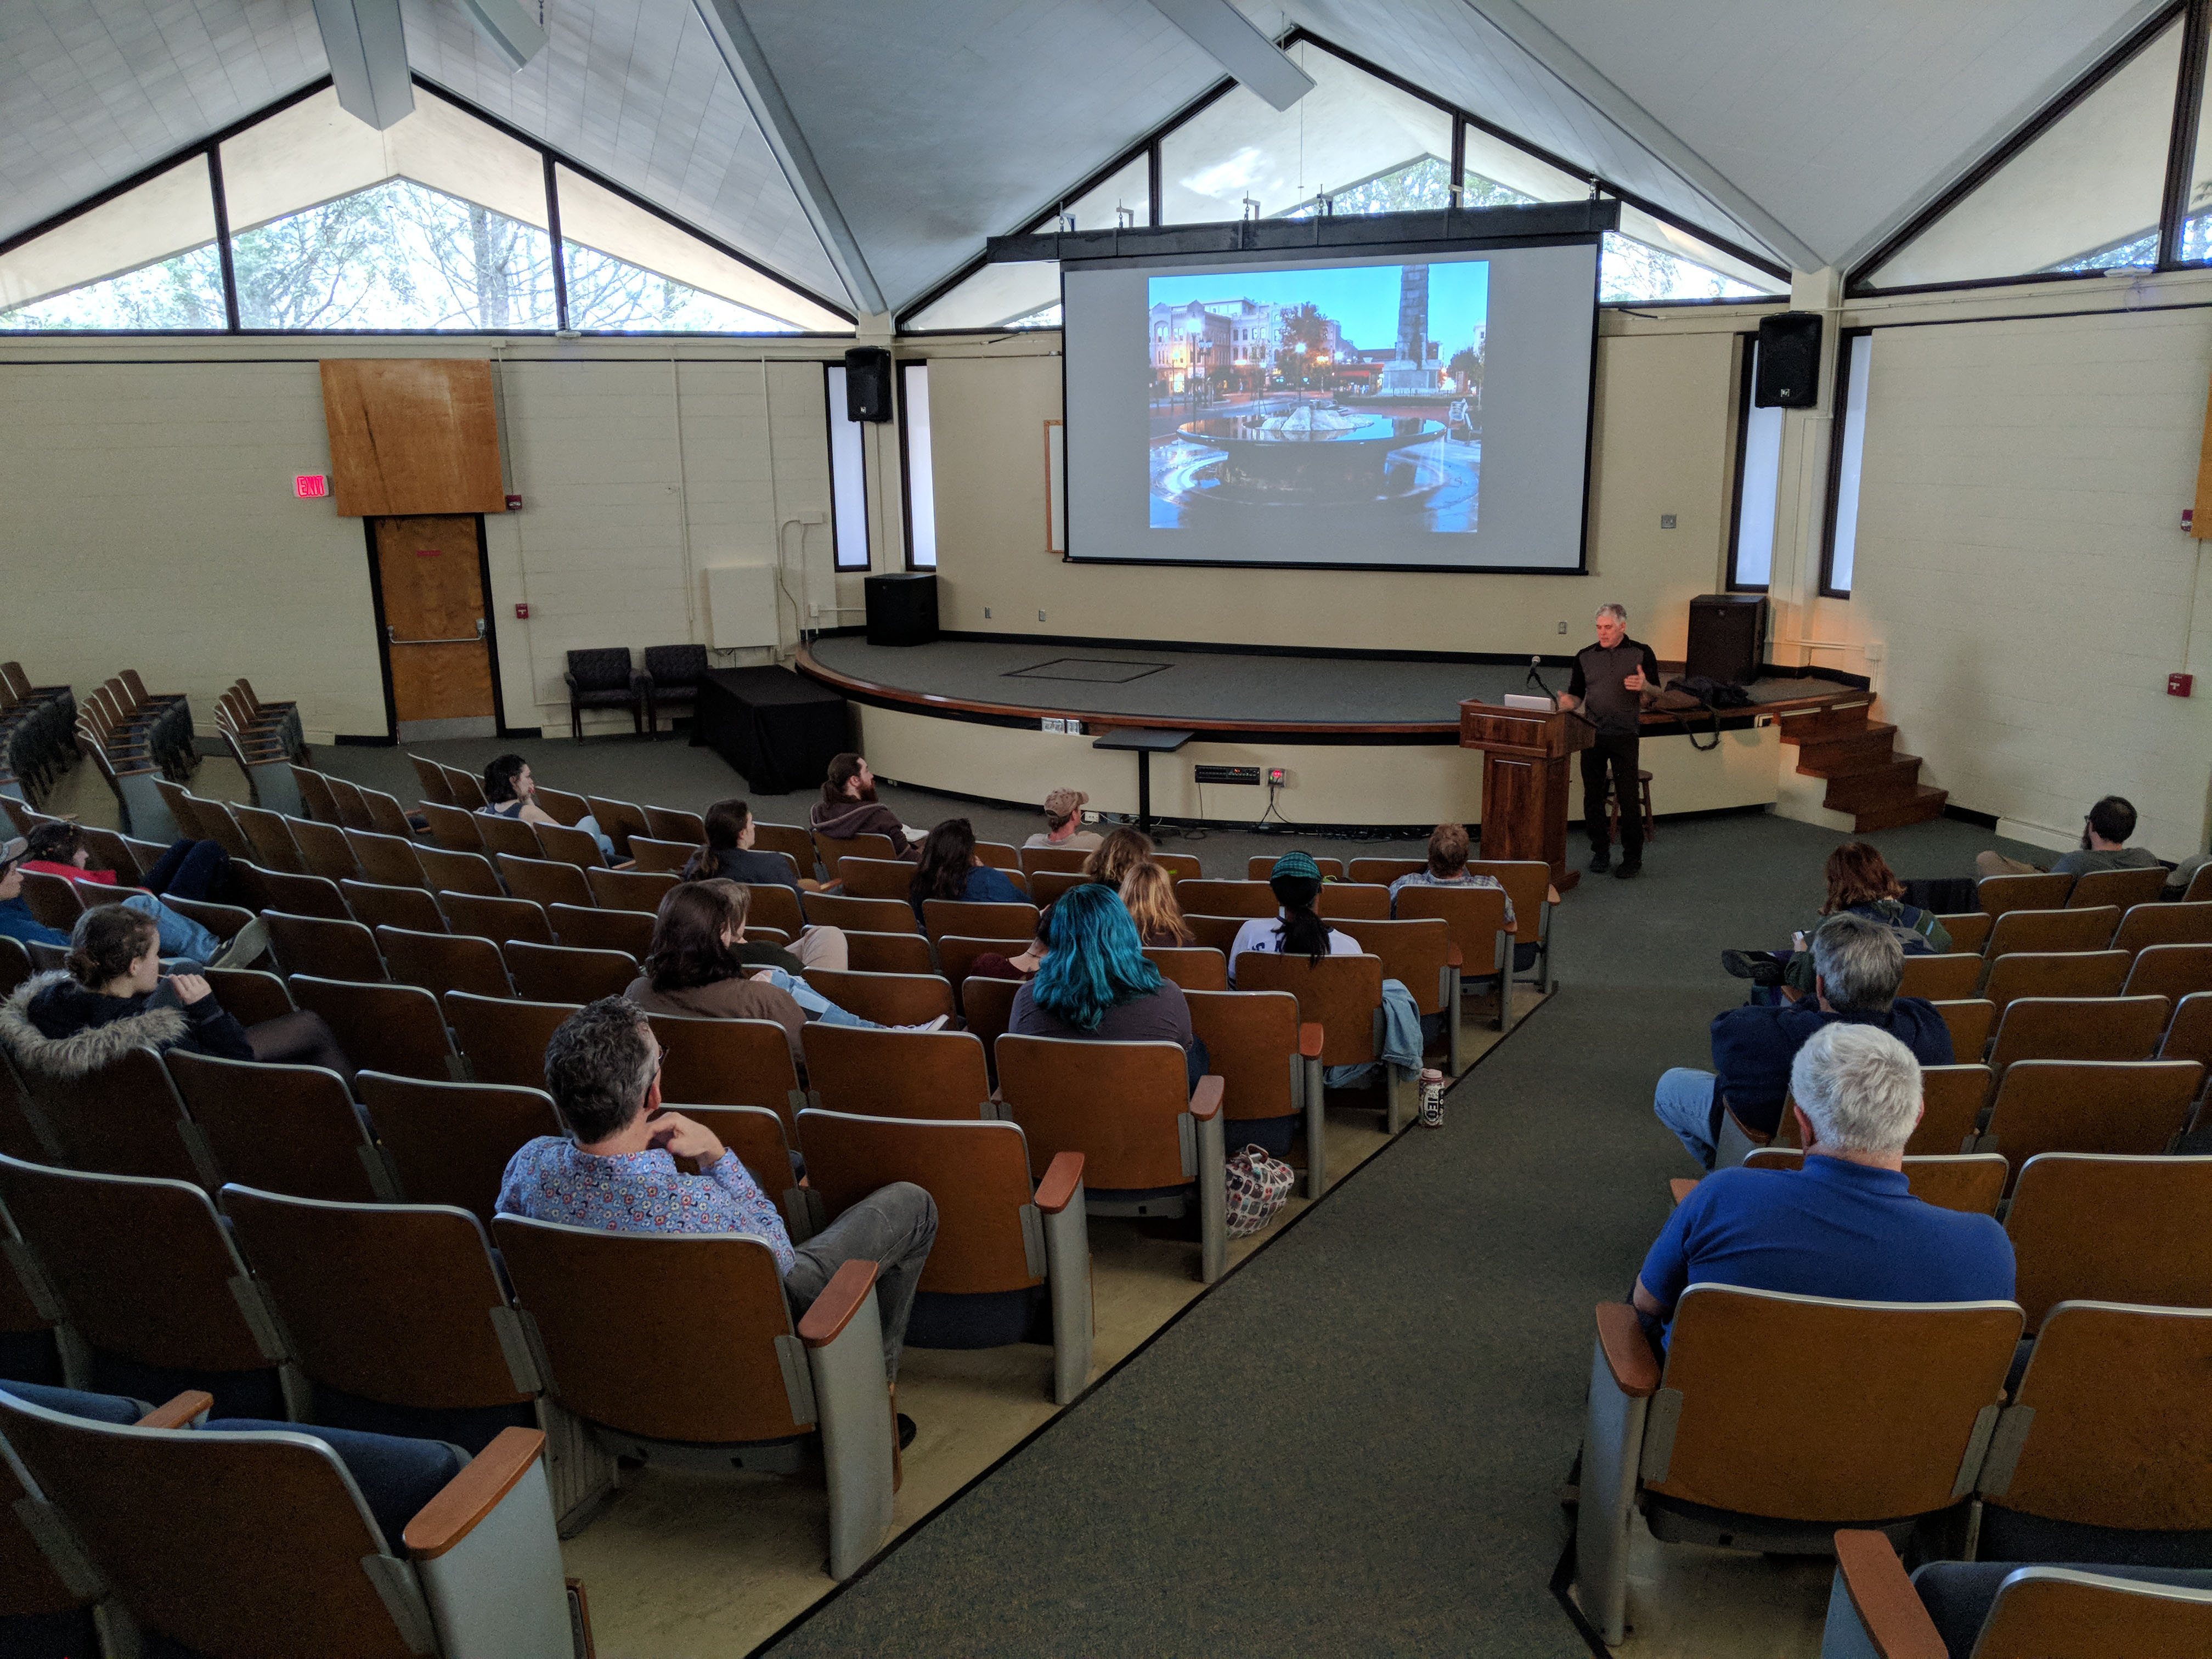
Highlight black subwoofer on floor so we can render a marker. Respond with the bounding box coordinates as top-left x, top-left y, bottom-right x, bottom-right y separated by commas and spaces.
1685, 594, 1768, 685
864, 572, 939, 647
